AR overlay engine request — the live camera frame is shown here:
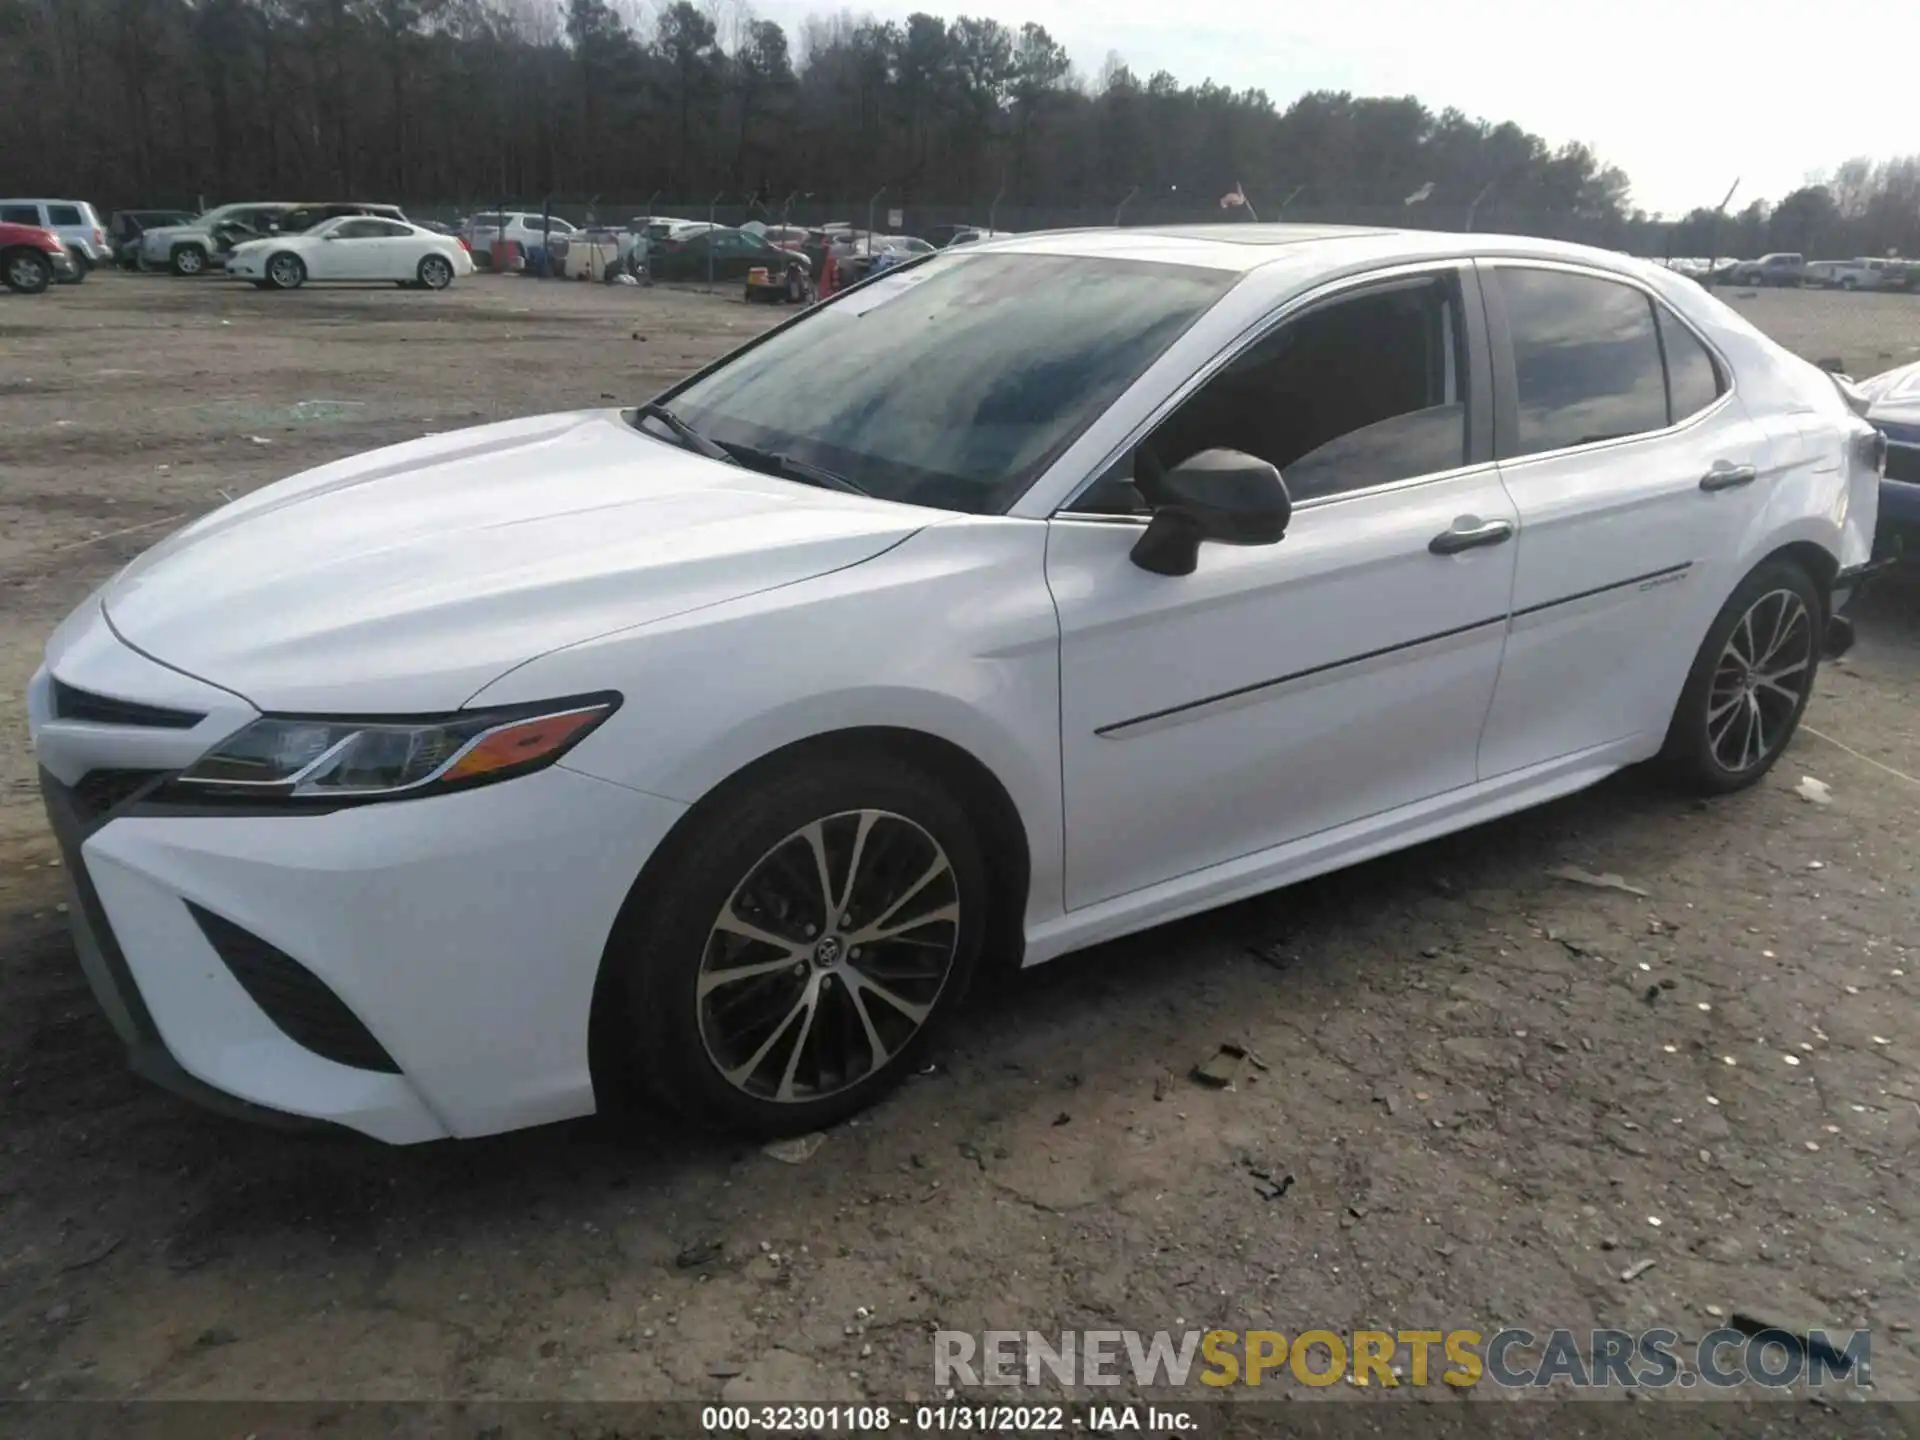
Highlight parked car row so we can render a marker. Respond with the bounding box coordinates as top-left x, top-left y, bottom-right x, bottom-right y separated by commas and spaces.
136, 201, 410, 275
1803, 257, 1916, 292
3, 194, 1004, 298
